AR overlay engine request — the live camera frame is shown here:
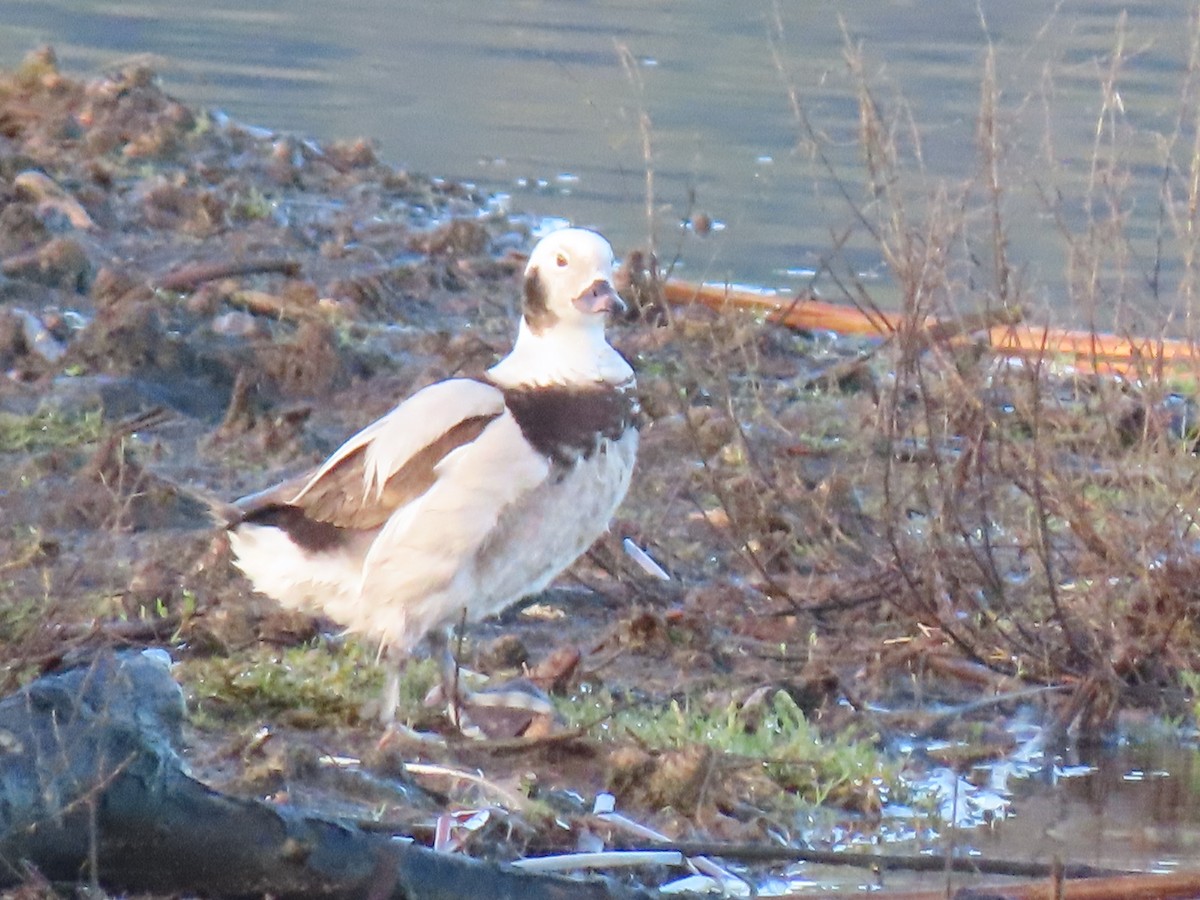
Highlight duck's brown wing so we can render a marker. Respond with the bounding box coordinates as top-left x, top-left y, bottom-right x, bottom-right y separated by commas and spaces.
232, 378, 506, 534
